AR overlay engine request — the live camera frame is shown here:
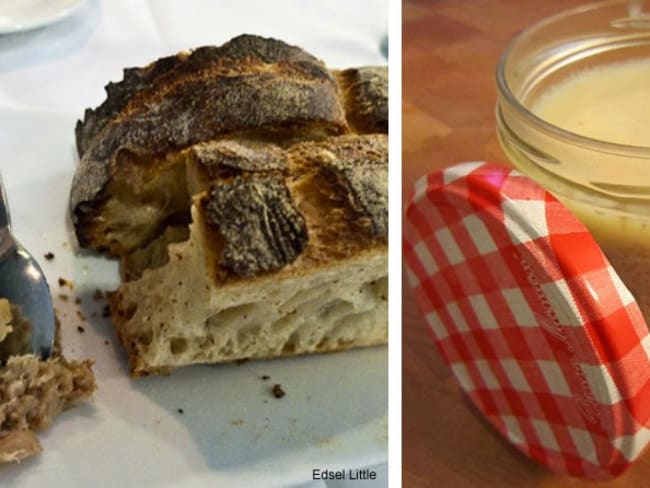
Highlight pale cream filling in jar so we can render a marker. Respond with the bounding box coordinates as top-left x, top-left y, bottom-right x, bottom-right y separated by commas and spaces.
496, 0, 650, 322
